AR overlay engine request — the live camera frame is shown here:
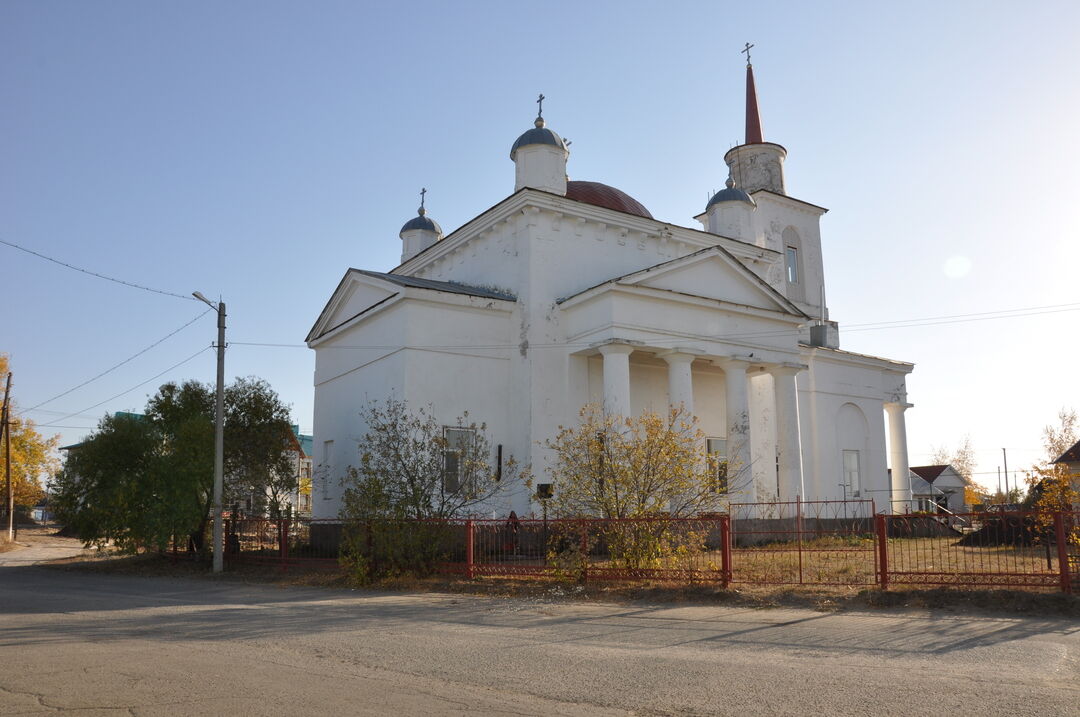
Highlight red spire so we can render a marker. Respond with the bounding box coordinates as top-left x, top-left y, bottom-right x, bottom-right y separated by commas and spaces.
745, 62, 764, 144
